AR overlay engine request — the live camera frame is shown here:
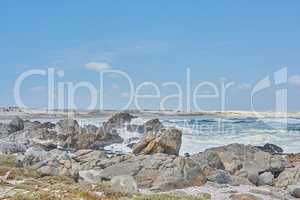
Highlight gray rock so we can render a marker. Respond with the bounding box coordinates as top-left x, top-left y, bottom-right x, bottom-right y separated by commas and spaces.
9, 117, 24, 132
0, 117, 24, 138
78, 170, 102, 183
22, 147, 50, 166
290, 187, 300, 198
207, 170, 232, 184
55, 119, 123, 149
98, 153, 206, 191
104, 112, 136, 129
133, 128, 182, 156
203, 143, 288, 177
191, 151, 225, 170
111, 175, 138, 194
256, 143, 283, 155
33, 149, 79, 180
258, 172, 274, 186
275, 166, 300, 187
247, 173, 259, 185
0, 140, 26, 154
144, 119, 163, 133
